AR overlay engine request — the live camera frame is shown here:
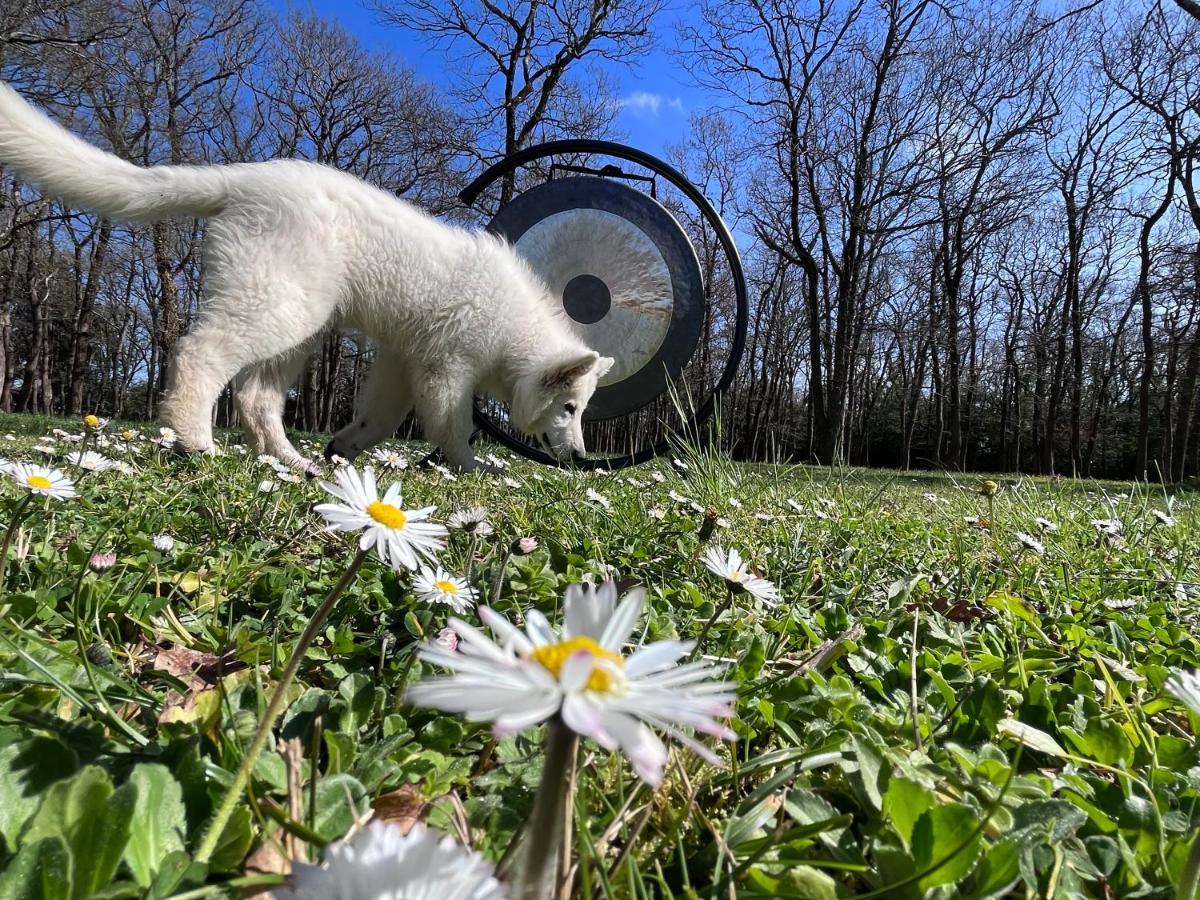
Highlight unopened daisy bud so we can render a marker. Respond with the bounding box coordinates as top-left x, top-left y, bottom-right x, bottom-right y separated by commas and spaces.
698, 508, 720, 543
980, 480, 998, 497
435, 627, 459, 652
513, 536, 539, 555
